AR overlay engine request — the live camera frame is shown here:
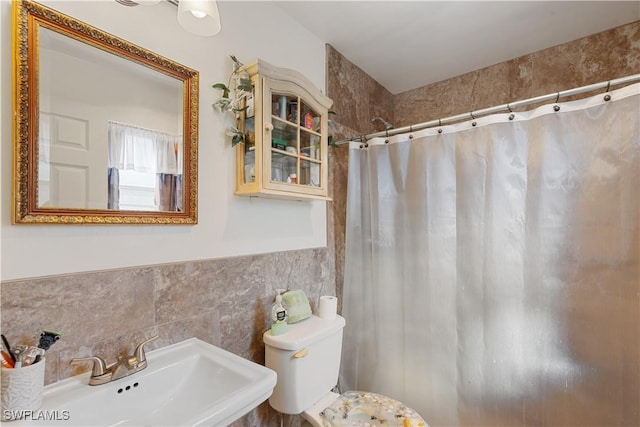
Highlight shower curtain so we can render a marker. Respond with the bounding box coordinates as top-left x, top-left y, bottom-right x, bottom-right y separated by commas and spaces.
341, 83, 639, 426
